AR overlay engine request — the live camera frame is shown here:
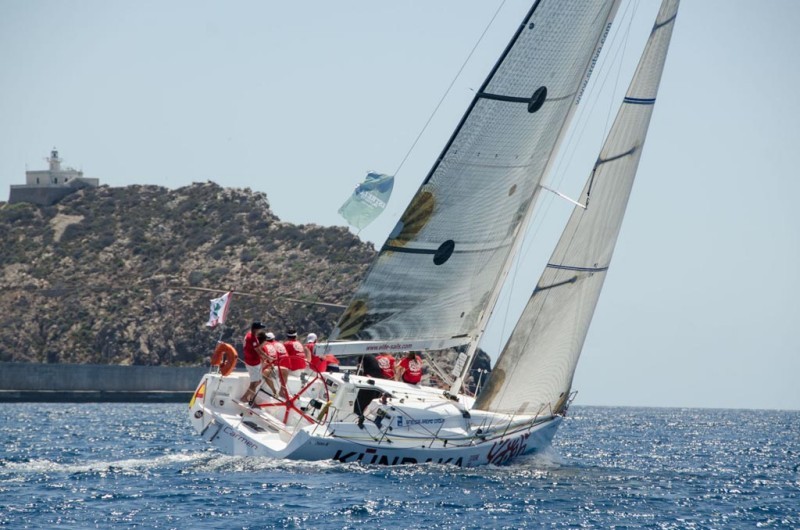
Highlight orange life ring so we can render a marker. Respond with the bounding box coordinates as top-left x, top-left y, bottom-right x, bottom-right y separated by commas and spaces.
210, 342, 238, 376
